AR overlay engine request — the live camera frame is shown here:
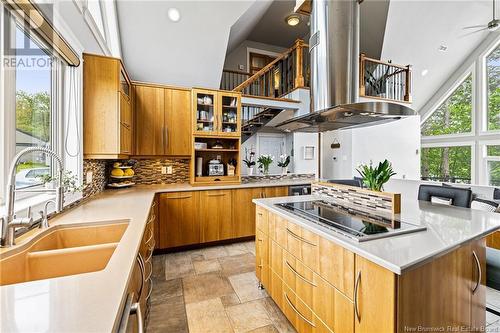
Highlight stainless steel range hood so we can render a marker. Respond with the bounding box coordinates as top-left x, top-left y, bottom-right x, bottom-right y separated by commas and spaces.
276, 0, 415, 133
